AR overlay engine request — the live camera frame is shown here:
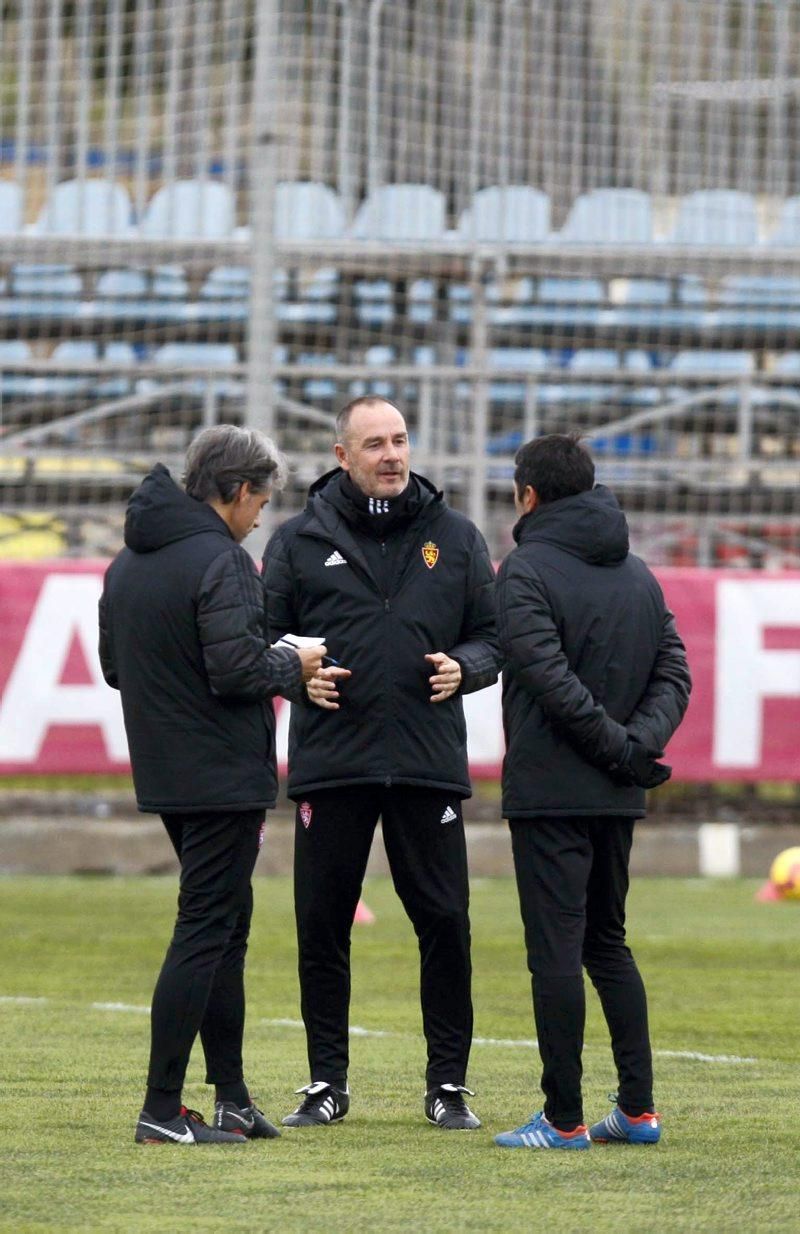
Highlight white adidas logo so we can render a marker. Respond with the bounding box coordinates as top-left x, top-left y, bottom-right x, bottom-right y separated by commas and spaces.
440, 805, 457, 824
324, 550, 347, 567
